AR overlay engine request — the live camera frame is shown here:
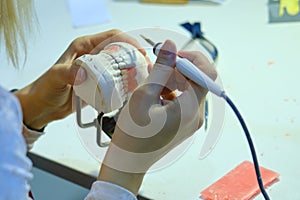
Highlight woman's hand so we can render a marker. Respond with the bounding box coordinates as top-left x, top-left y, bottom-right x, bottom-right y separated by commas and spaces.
15, 29, 146, 130
98, 40, 217, 195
